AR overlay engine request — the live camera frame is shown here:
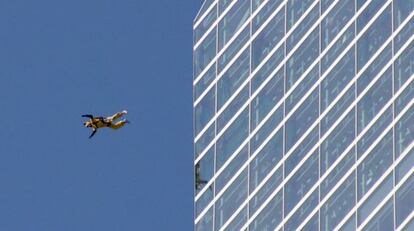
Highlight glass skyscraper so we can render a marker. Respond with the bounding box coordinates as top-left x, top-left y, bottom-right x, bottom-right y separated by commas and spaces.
193, 0, 414, 230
